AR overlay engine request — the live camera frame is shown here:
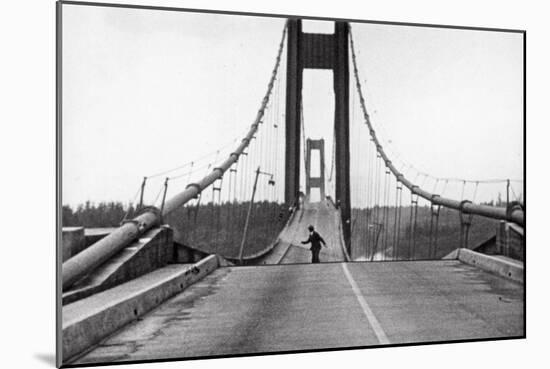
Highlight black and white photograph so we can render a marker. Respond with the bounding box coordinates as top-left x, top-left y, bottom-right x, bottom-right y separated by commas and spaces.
55, 1, 526, 367
43, 0, 531, 367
